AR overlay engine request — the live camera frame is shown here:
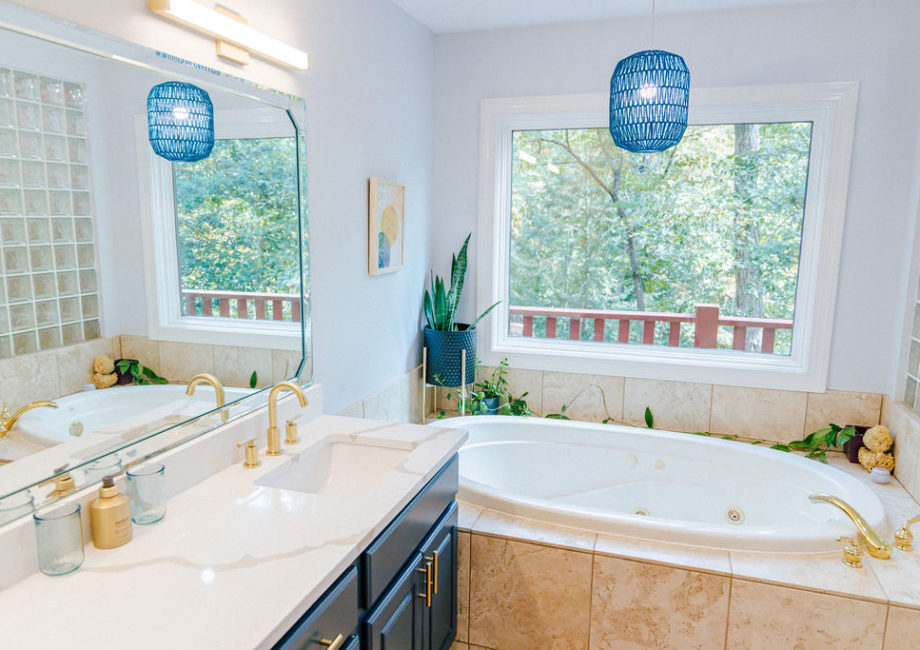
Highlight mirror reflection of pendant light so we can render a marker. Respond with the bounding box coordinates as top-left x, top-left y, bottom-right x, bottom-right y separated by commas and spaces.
146, 81, 214, 162
609, 0, 690, 153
